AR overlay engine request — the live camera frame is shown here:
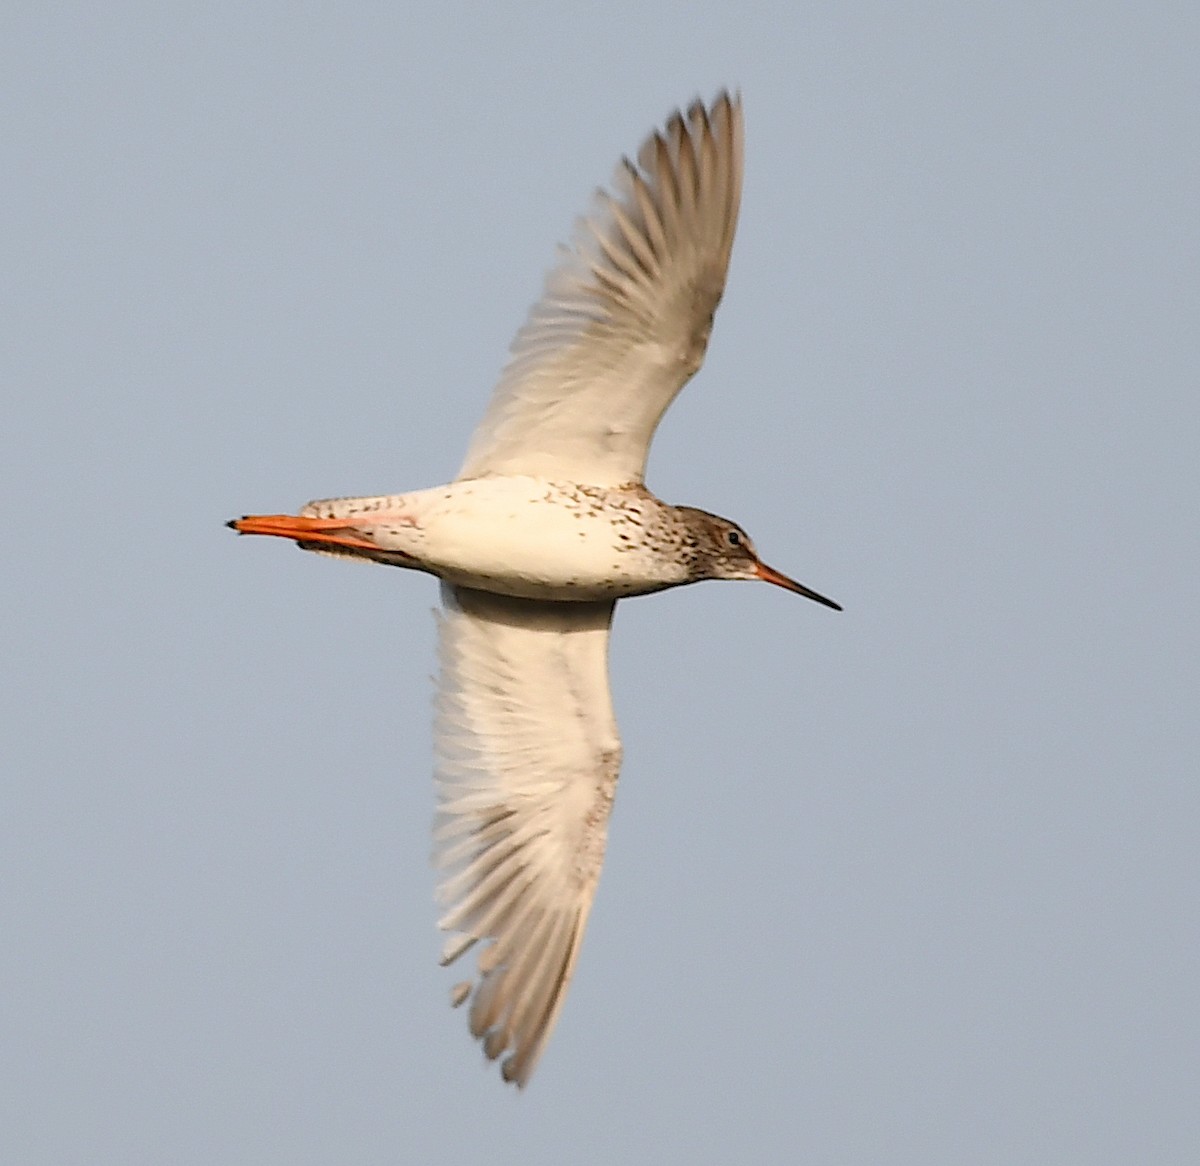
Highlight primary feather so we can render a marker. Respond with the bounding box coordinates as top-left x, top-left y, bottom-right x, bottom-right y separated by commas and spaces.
457, 92, 743, 488
434, 584, 620, 1086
